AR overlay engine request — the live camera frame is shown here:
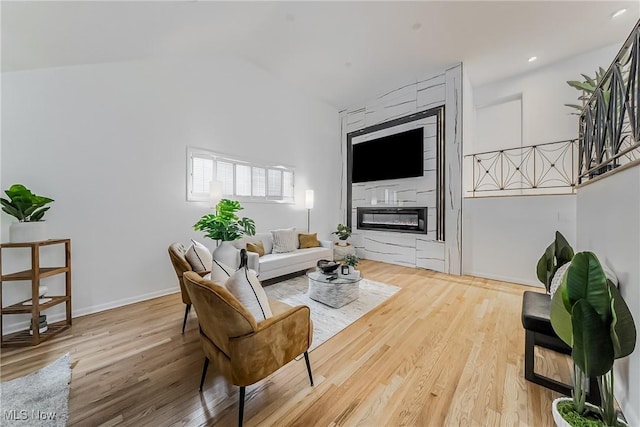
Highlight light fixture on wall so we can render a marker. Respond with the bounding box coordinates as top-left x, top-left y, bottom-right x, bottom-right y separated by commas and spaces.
612, 8, 627, 19
209, 180, 223, 208
305, 190, 314, 232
